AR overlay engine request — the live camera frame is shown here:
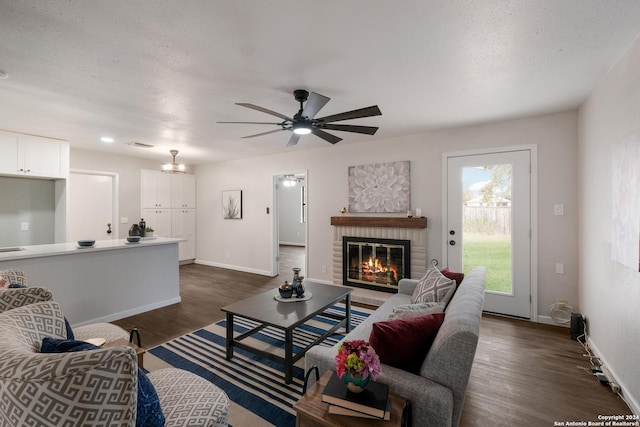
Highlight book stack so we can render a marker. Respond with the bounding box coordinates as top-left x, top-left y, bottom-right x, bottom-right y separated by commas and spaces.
321, 372, 391, 421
